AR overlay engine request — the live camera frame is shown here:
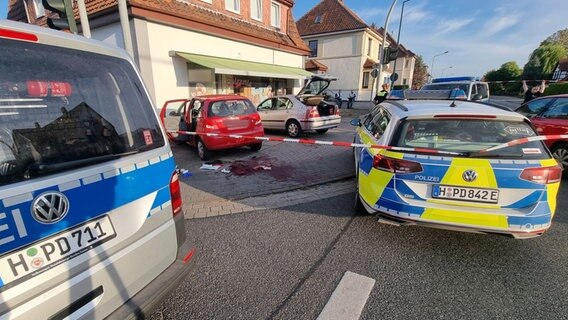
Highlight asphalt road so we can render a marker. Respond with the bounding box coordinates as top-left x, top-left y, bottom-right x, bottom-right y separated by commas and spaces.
151, 179, 568, 320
